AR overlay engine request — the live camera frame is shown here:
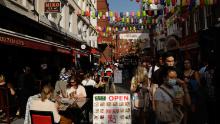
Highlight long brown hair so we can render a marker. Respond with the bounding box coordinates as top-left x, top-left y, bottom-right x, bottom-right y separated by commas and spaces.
41, 85, 53, 102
